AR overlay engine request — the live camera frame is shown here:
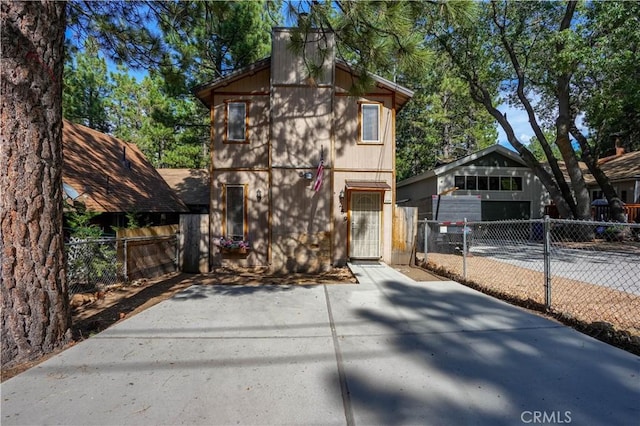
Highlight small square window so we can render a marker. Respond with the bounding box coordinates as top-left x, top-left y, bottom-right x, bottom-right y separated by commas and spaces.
477, 176, 488, 190
512, 177, 522, 191
489, 176, 500, 191
466, 176, 477, 190
454, 175, 466, 190
500, 177, 513, 191
361, 104, 380, 143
